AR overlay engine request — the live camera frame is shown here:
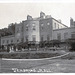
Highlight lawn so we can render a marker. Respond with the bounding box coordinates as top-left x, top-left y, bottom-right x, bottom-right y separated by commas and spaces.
1, 59, 75, 73
0, 52, 75, 73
